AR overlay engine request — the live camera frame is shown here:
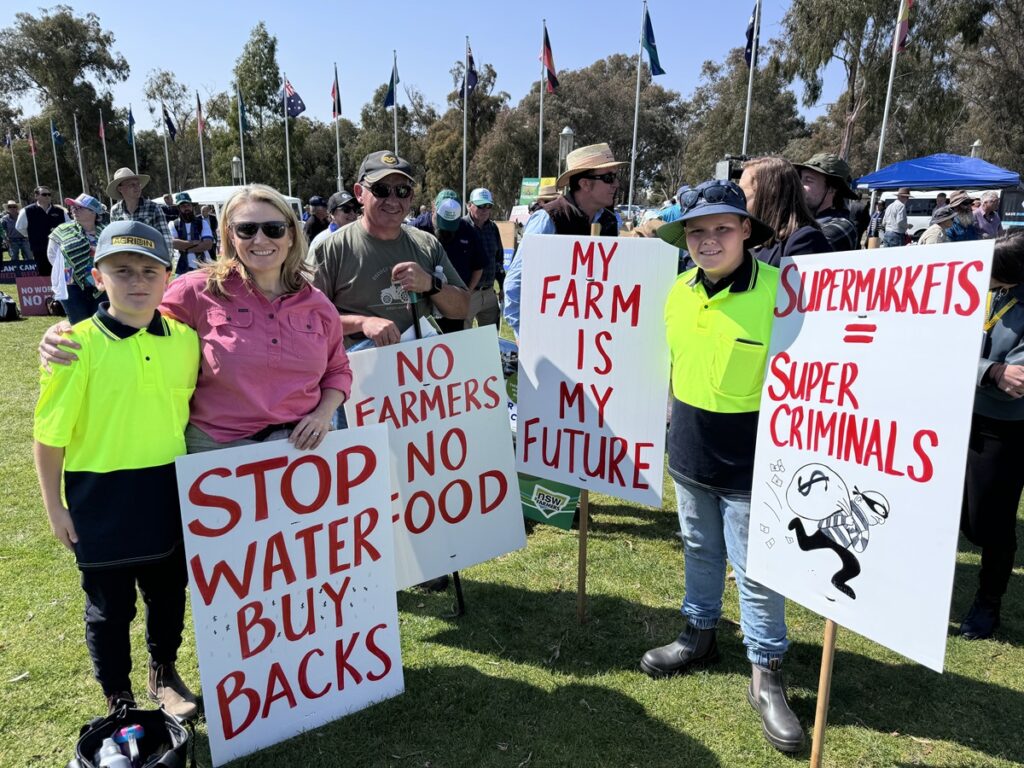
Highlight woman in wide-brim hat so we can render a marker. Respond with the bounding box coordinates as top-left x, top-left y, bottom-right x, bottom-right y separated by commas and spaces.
48, 193, 107, 322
